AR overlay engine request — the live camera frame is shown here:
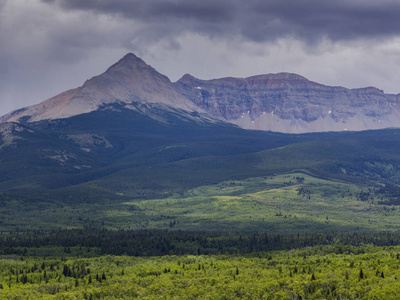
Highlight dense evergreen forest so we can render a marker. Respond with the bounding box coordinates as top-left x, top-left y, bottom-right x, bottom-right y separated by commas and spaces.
2, 228, 400, 257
